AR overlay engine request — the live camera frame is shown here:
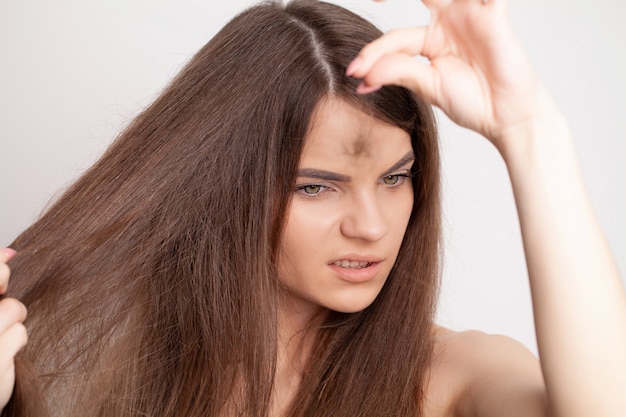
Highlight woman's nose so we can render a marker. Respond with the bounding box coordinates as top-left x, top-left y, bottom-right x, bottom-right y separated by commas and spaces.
339, 194, 388, 242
